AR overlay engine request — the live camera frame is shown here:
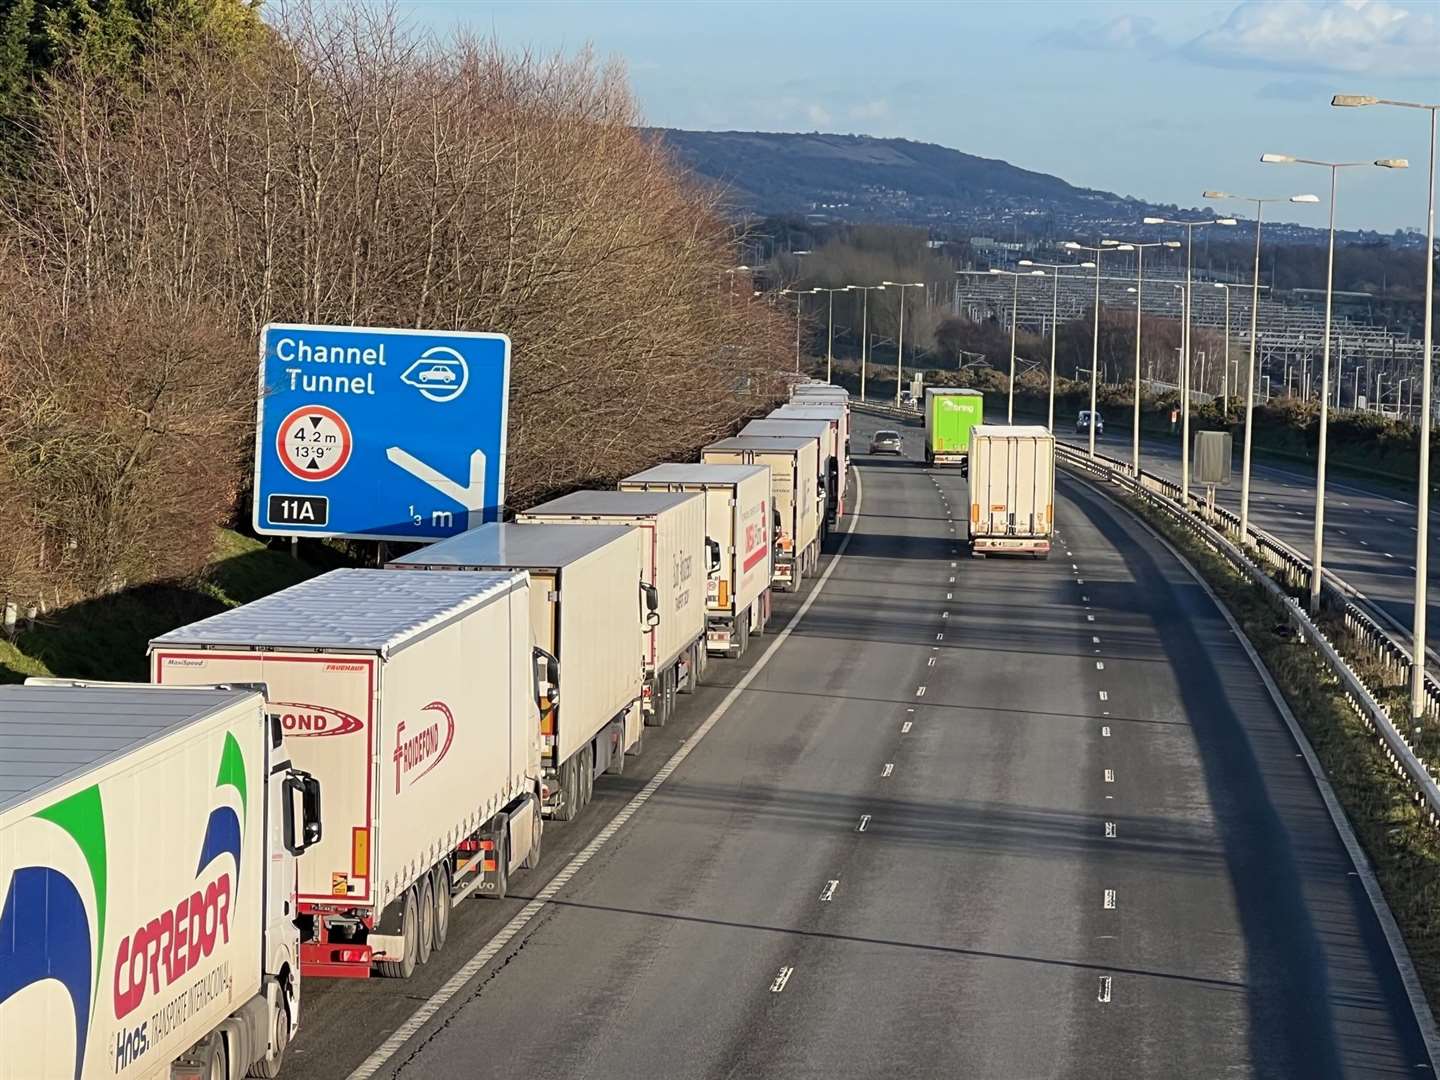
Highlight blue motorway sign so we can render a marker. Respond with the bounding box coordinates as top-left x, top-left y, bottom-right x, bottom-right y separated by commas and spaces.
253, 323, 510, 541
